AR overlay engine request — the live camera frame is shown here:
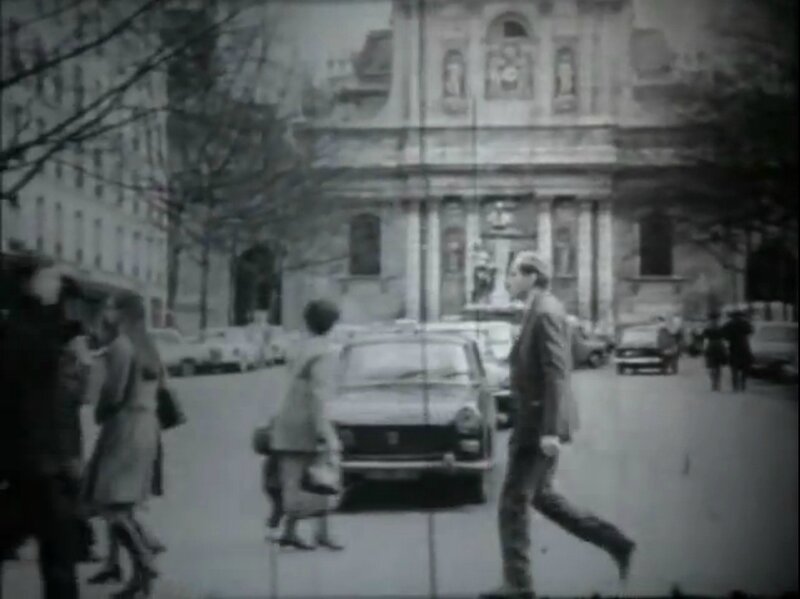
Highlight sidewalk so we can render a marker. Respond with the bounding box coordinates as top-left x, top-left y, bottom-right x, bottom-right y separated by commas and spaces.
2, 552, 193, 599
